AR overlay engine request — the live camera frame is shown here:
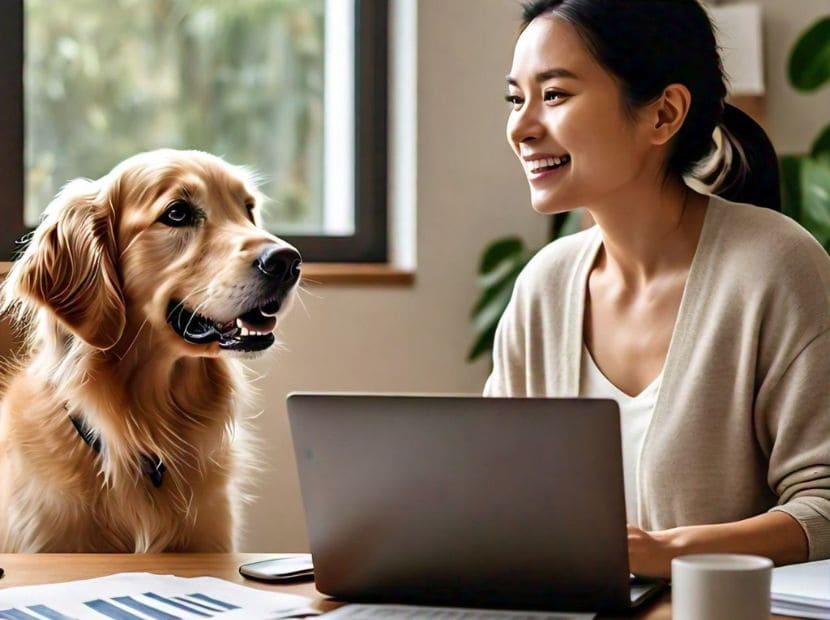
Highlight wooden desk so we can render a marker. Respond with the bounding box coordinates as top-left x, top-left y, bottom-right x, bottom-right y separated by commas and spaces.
0, 554, 795, 619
